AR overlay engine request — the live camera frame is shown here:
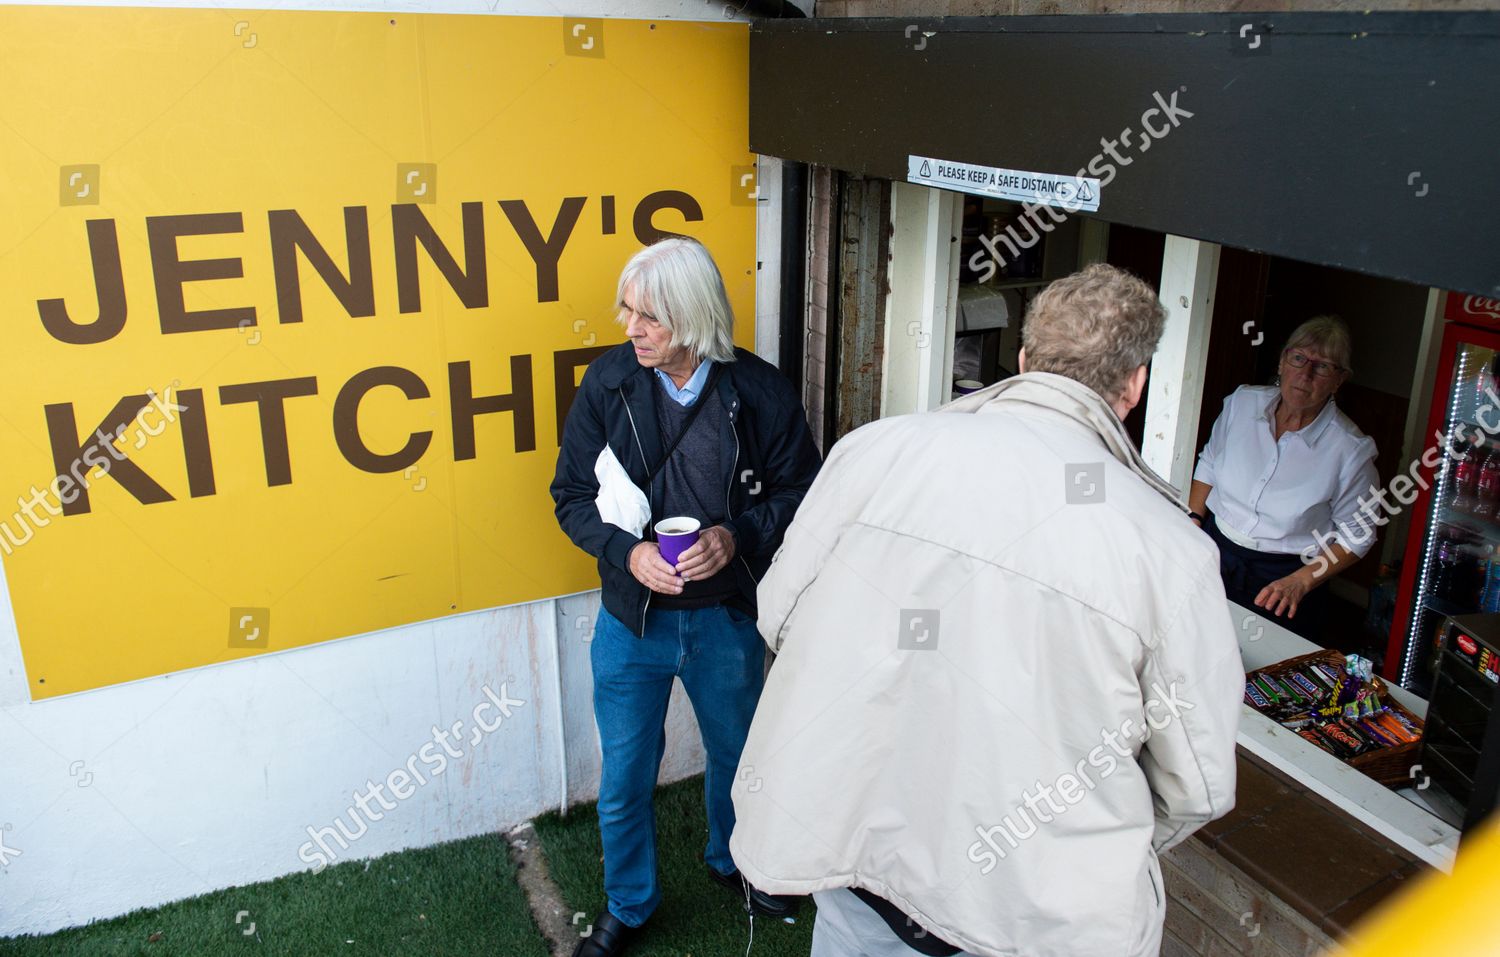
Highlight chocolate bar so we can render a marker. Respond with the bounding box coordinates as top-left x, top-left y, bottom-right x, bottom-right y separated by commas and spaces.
1355, 716, 1401, 748
1245, 681, 1272, 710
1252, 674, 1287, 706
1274, 673, 1313, 707
1311, 662, 1344, 691
1287, 670, 1326, 701
1373, 710, 1420, 745
1315, 721, 1364, 759
1331, 719, 1377, 755
1296, 725, 1337, 755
